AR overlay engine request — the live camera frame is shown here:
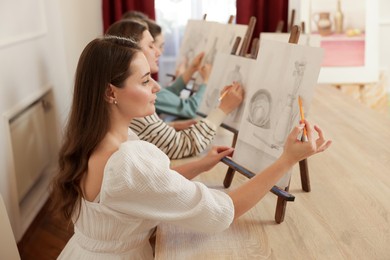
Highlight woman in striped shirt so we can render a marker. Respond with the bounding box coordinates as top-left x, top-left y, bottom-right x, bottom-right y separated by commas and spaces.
106, 19, 244, 159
